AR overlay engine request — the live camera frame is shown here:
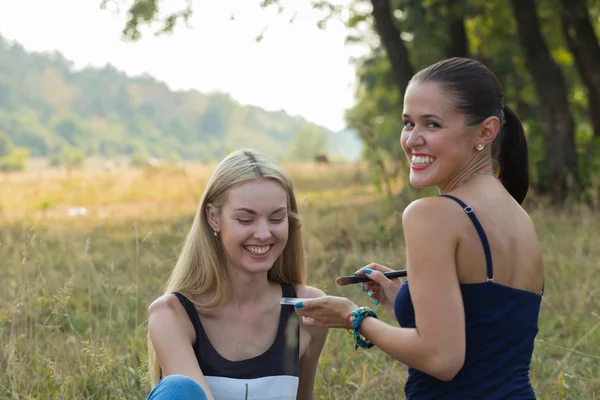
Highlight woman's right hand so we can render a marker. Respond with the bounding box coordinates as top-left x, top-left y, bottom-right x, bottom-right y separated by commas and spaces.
354, 263, 404, 316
